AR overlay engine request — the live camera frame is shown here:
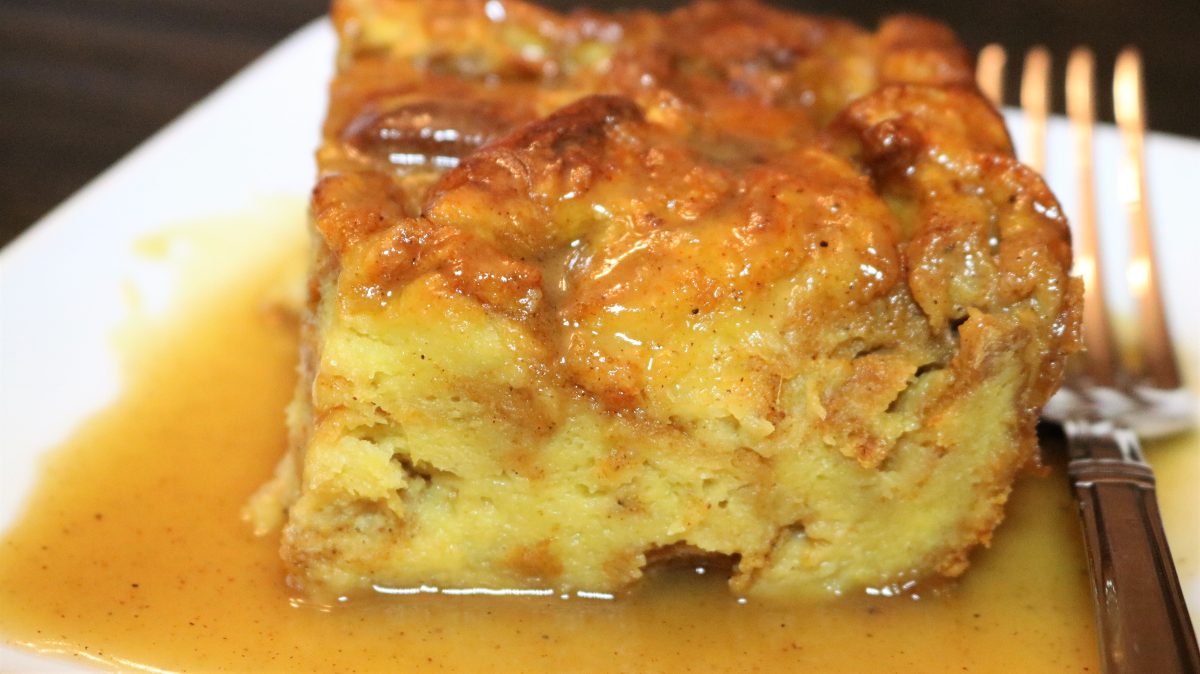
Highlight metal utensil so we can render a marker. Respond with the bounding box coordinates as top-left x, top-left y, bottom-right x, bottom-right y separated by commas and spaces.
977, 43, 1200, 674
